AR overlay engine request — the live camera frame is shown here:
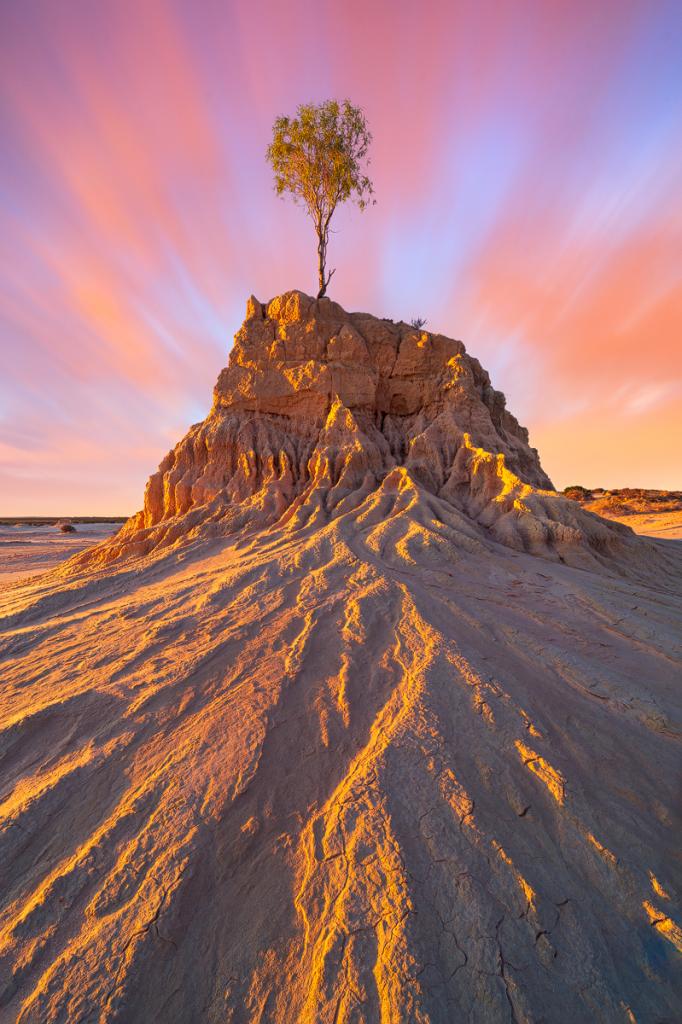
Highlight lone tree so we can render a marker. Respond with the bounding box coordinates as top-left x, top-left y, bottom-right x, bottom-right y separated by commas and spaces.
266, 99, 374, 298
